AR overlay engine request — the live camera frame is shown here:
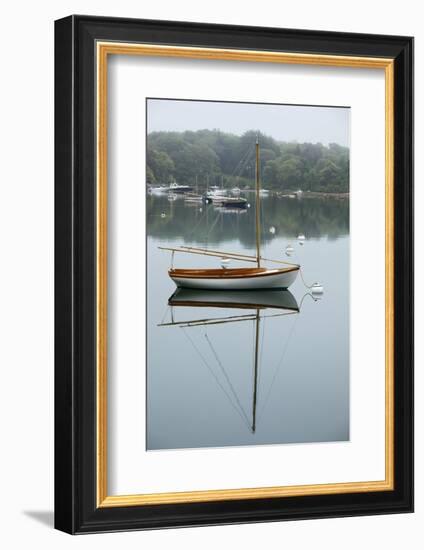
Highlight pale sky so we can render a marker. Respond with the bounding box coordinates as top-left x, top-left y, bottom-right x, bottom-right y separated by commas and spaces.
147, 98, 350, 147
